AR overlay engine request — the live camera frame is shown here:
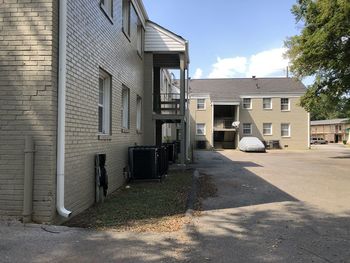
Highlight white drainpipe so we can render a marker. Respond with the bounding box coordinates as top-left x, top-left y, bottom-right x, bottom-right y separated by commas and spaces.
57, 0, 71, 218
